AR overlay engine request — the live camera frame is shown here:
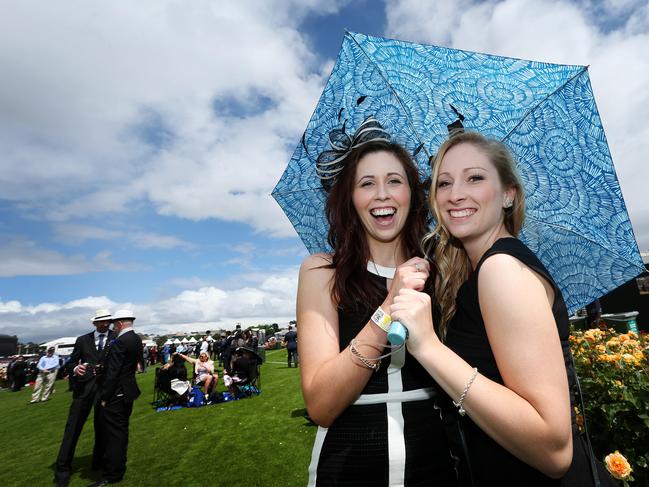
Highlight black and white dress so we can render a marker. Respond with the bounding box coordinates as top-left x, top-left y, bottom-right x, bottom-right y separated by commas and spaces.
307, 267, 457, 487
